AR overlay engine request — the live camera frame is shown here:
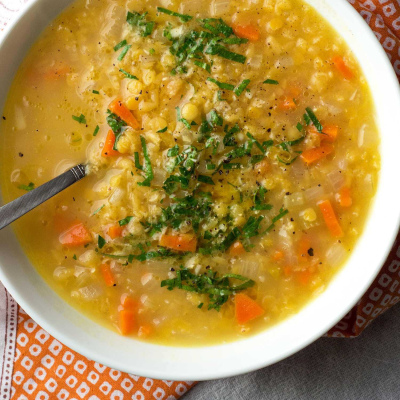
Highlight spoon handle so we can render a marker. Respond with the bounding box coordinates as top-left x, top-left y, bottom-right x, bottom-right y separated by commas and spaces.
0, 164, 86, 230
